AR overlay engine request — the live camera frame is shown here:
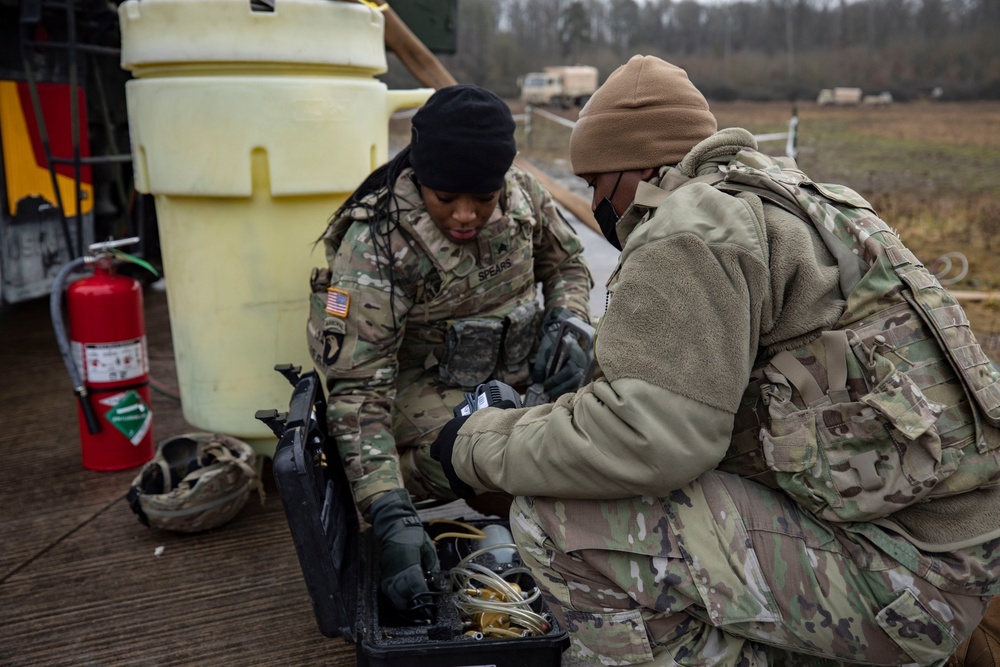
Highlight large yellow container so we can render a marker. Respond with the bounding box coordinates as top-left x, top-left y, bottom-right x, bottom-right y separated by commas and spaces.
119, 0, 432, 457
